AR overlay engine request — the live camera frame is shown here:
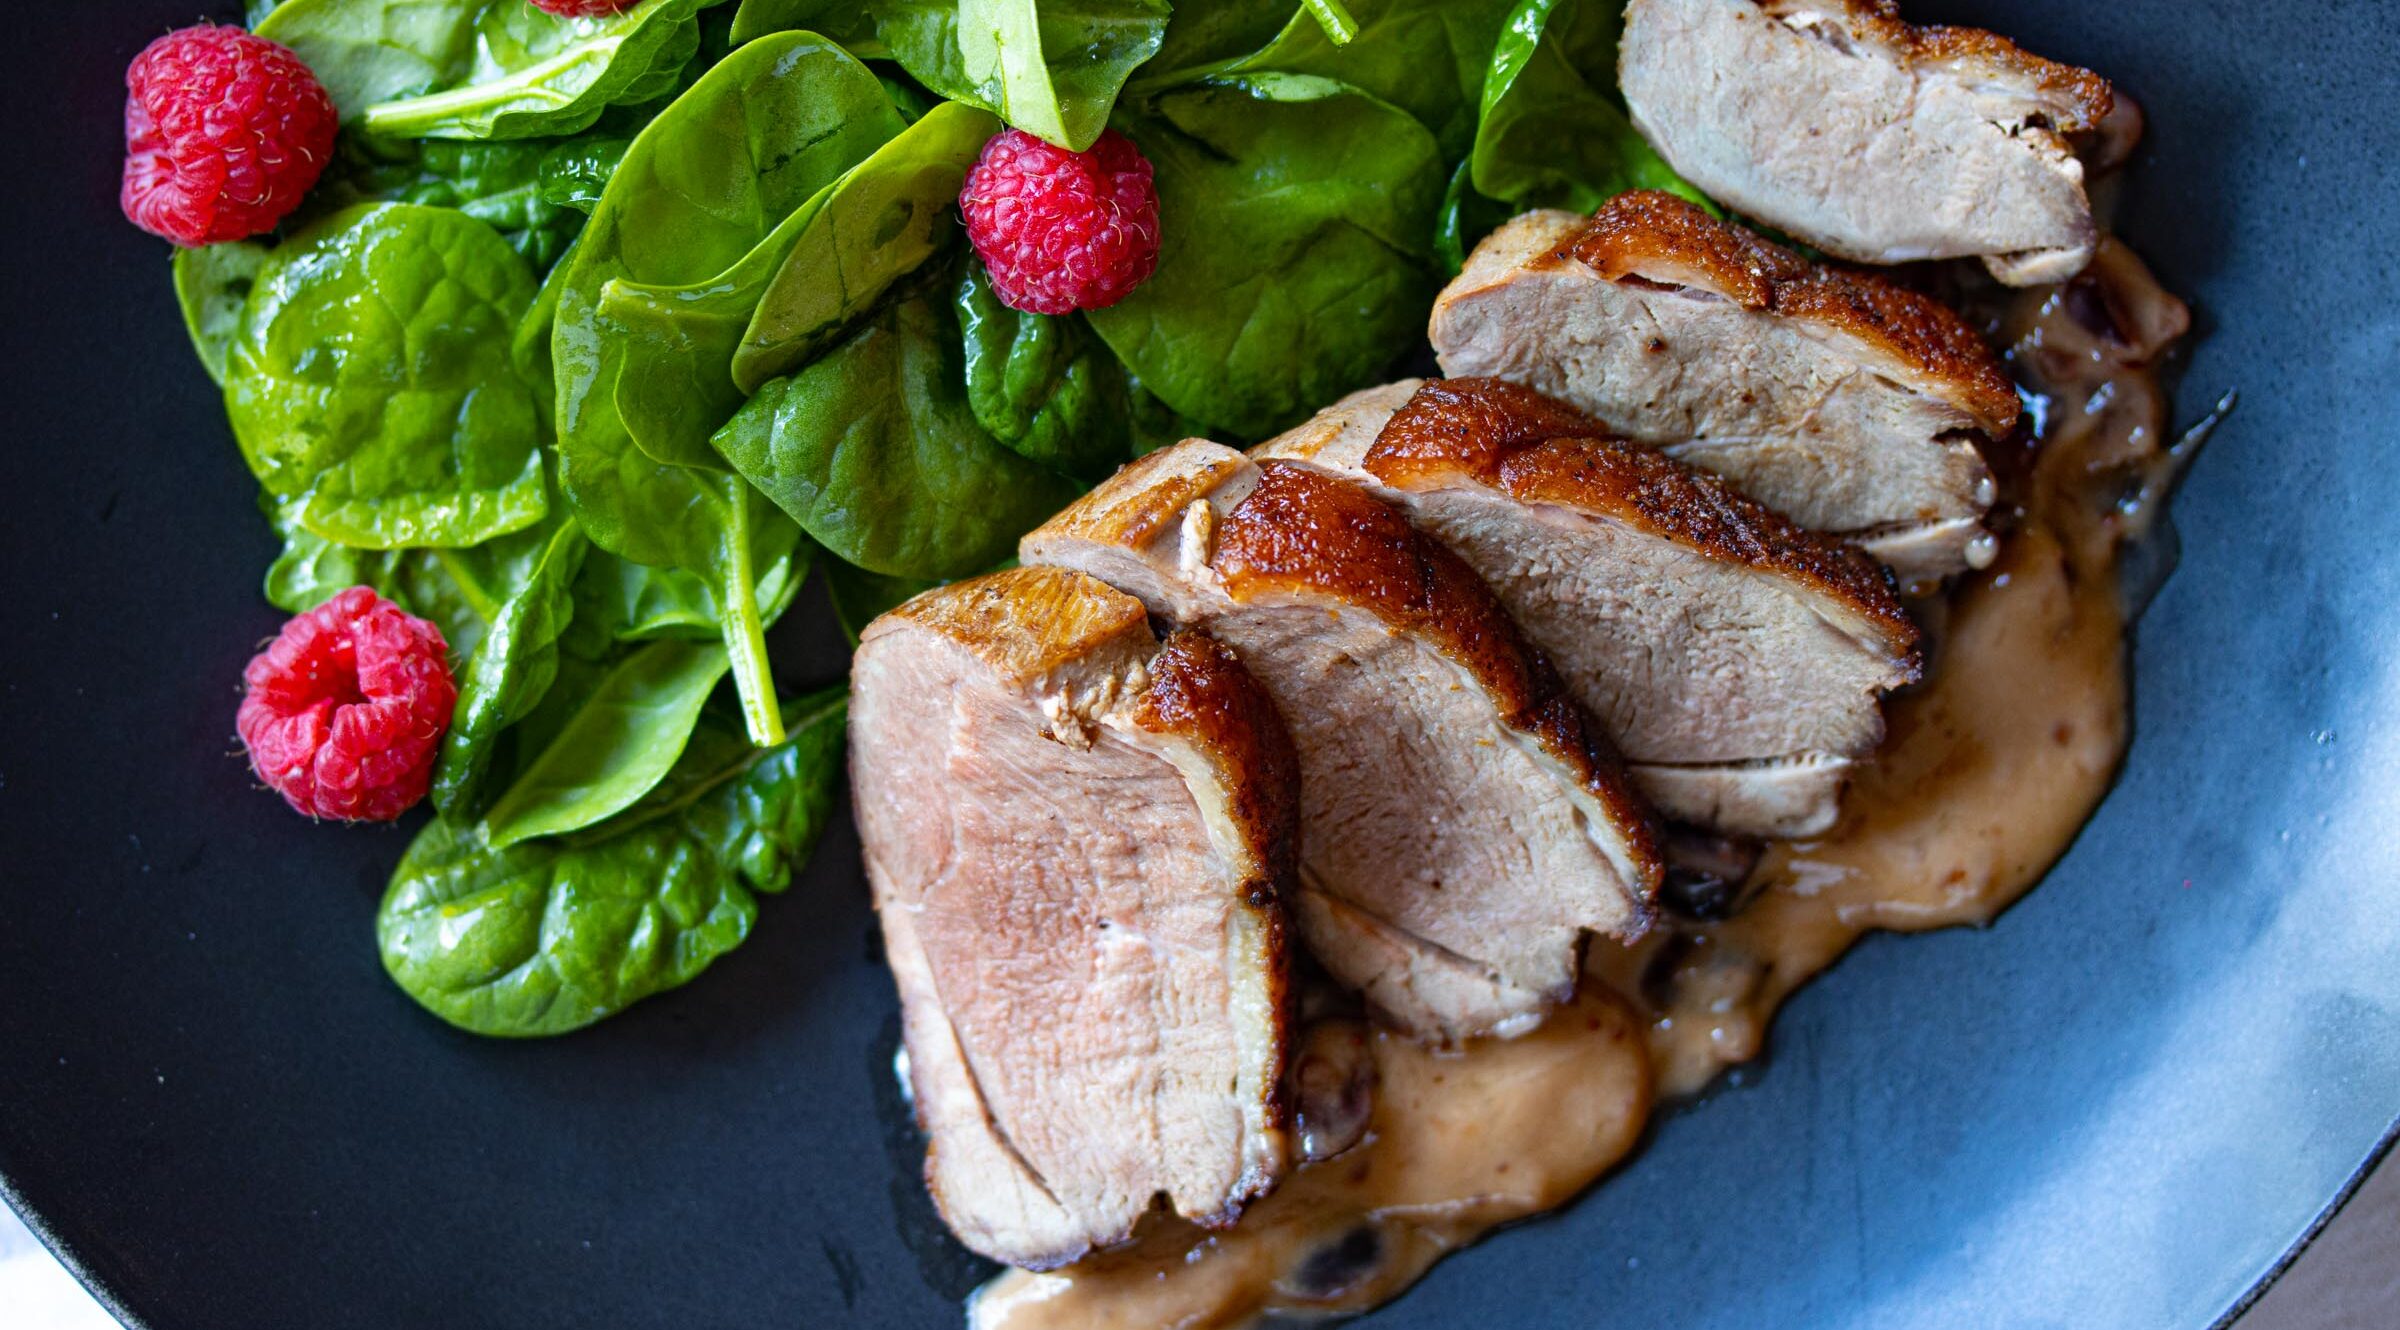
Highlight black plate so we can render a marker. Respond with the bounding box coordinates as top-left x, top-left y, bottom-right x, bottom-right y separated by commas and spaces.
5, 4, 2397, 1327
